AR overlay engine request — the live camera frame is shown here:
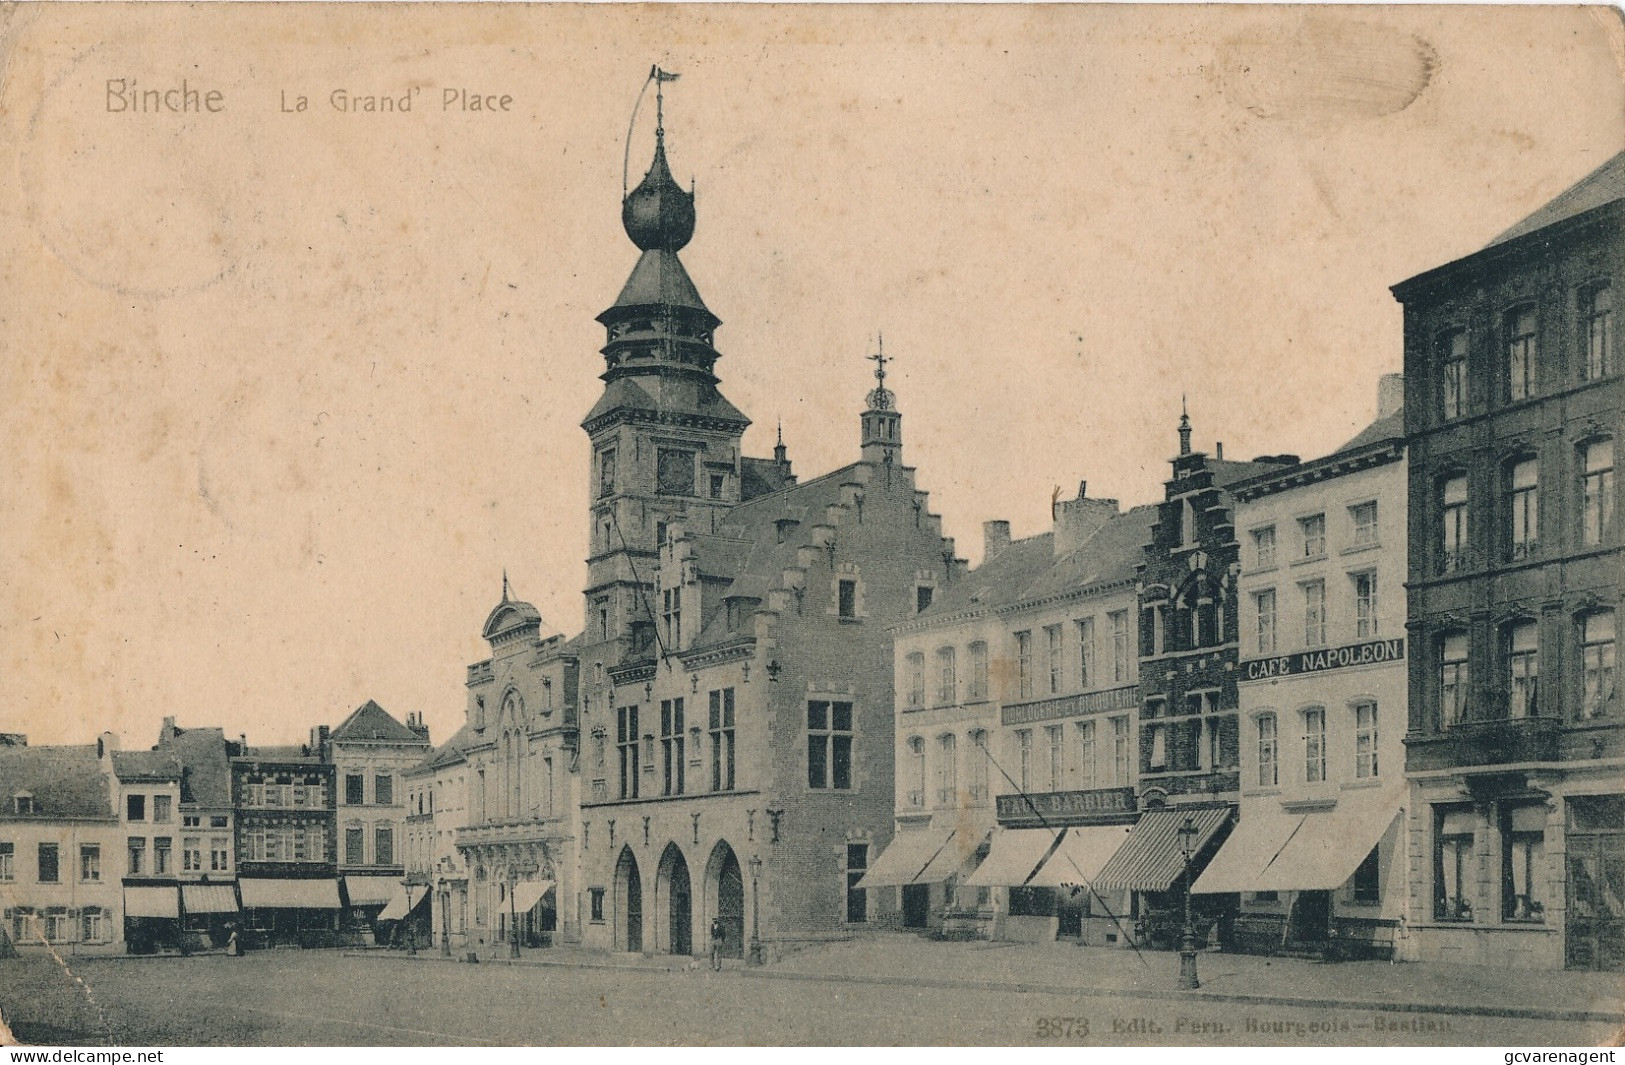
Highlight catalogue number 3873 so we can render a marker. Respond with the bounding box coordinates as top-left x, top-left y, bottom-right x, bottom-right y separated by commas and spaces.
1036, 1017, 1090, 1038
